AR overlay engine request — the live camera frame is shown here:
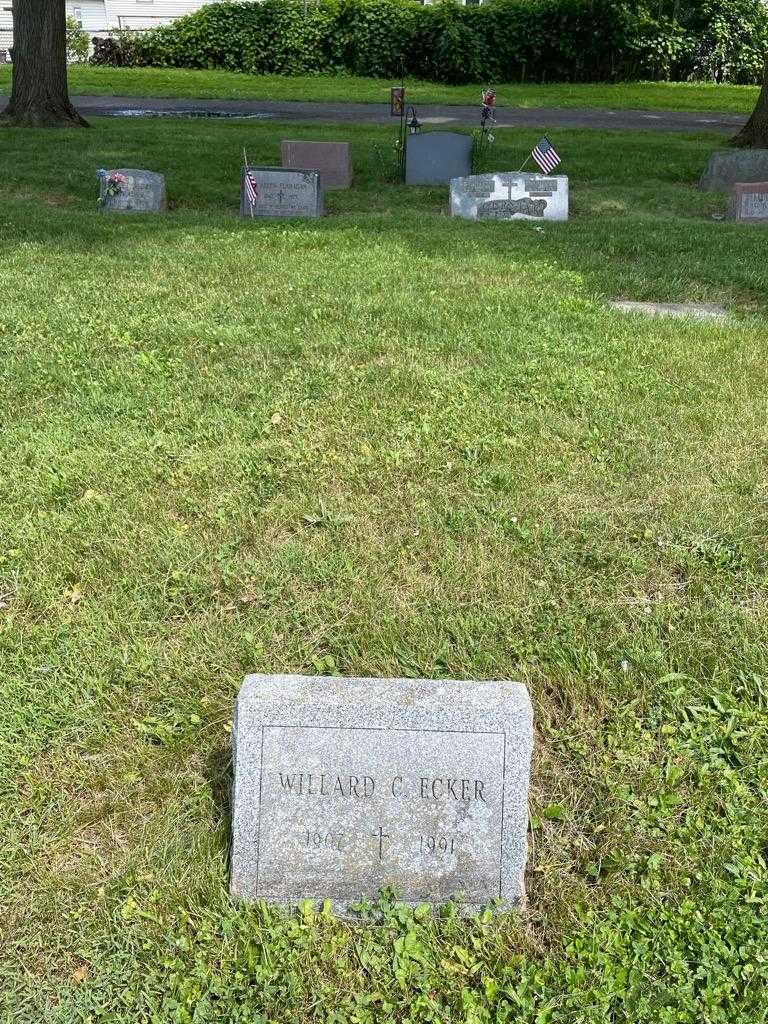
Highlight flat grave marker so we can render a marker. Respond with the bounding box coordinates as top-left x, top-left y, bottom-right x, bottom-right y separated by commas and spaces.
451, 172, 569, 222
728, 180, 768, 223
280, 141, 353, 190
98, 168, 166, 213
609, 300, 728, 320
405, 132, 474, 186
231, 674, 533, 913
241, 166, 323, 219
